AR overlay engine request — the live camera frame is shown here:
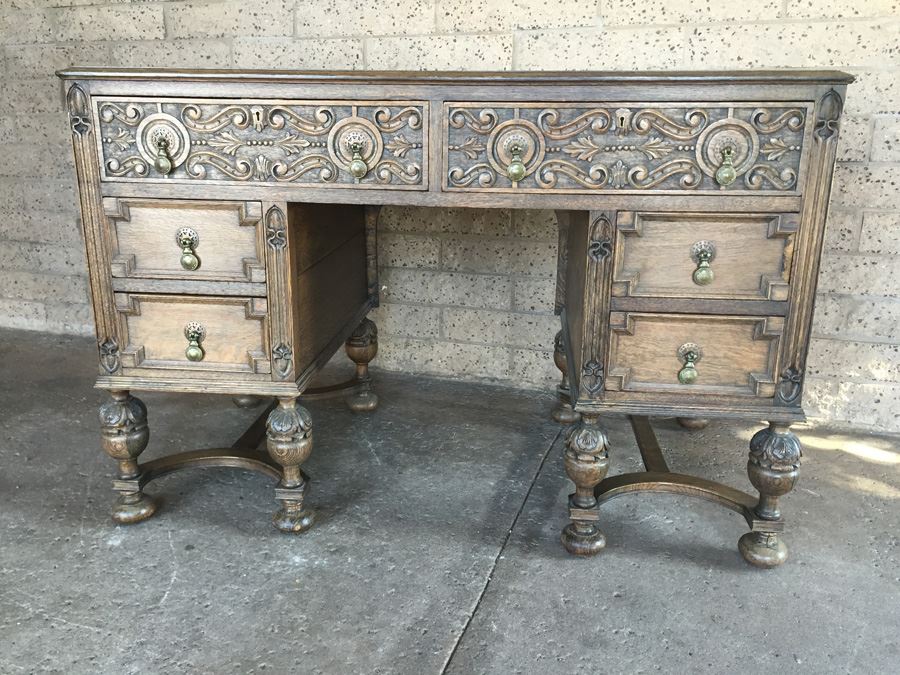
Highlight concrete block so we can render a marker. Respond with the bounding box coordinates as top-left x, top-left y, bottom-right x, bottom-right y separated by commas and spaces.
442, 308, 556, 348
296, 0, 435, 37
785, 0, 900, 19
0, 240, 87, 276
441, 237, 556, 277
807, 337, 900, 381
812, 294, 900, 341
366, 34, 512, 70
0, 7, 53, 45
823, 209, 861, 252
0, 78, 64, 113
513, 210, 557, 240
2, 42, 111, 78
806, 377, 900, 429
832, 164, 900, 210
687, 21, 900, 69
817, 253, 900, 297
871, 116, 900, 161
602, 0, 779, 25
844, 70, 900, 116
860, 212, 900, 255
111, 40, 232, 69
380, 206, 512, 236
380, 268, 511, 309
0, 207, 83, 247
836, 115, 872, 161
370, 302, 441, 339
512, 277, 555, 312
232, 37, 363, 70
1, 270, 88, 304
438, 0, 596, 32
53, 4, 165, 42
167, 0, 293, 40
43, 301, 93, 335
377, 336, 511, 380
510, 348, 558, 390
515, 27, 683, 70
0, 298, 45, 330
378, 233, 440, 269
